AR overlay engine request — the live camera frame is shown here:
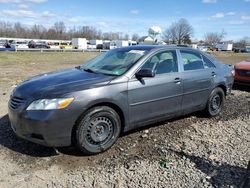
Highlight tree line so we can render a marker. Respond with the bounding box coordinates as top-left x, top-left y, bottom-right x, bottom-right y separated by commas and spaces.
0, 21, 141, 41
0, 19, 249, 46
